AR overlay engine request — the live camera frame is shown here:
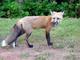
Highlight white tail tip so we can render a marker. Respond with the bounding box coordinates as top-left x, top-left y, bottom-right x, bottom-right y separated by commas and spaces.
1, 40, 7, 47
